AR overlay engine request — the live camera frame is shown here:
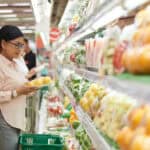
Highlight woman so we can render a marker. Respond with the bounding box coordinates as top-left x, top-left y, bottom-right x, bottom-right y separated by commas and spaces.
0, 25, 38, 150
